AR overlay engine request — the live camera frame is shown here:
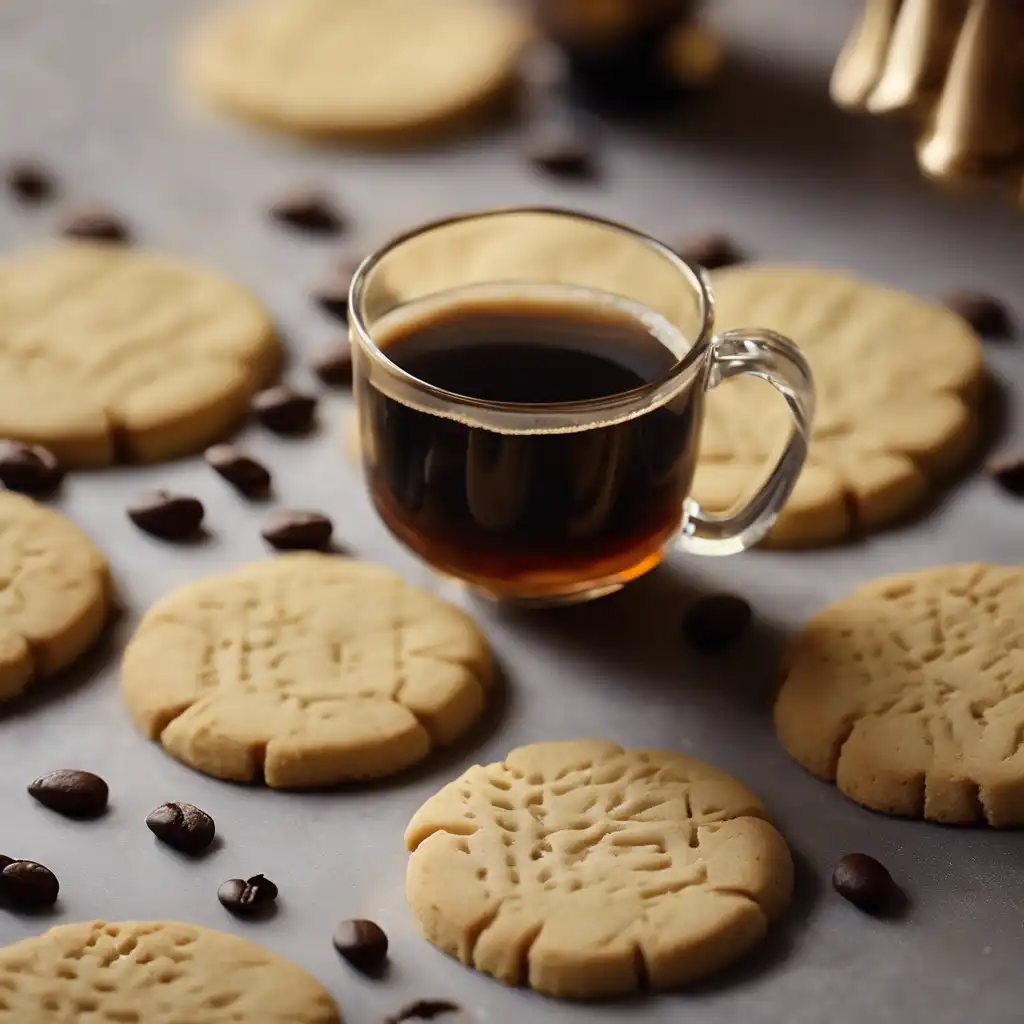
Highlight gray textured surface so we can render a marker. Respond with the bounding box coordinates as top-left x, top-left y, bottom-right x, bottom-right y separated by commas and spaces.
0, 1, 1021, 1022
